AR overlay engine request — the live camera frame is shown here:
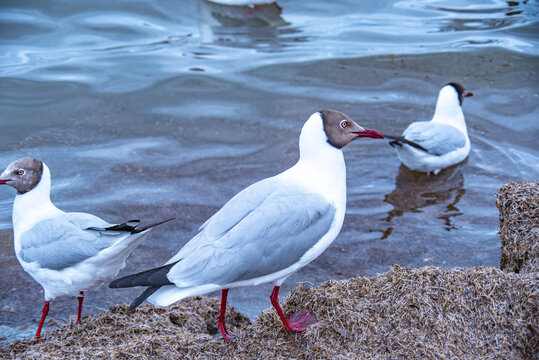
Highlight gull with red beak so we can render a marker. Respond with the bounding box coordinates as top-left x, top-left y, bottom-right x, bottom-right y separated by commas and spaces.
0, 158, 173, 338
110, 110, 384, 341
384, 82, 473, 175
